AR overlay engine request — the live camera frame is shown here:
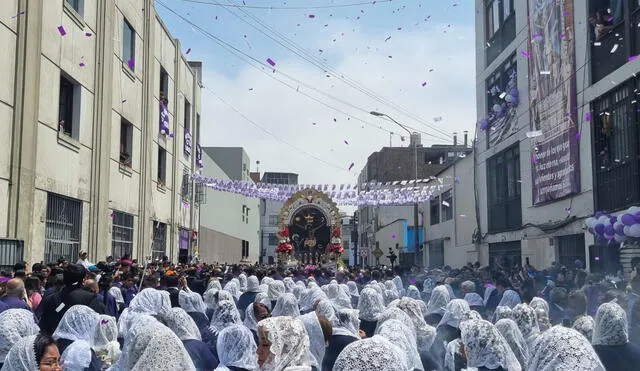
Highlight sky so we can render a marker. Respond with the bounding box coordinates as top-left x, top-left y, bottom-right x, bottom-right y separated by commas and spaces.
156, 0, 477, 189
